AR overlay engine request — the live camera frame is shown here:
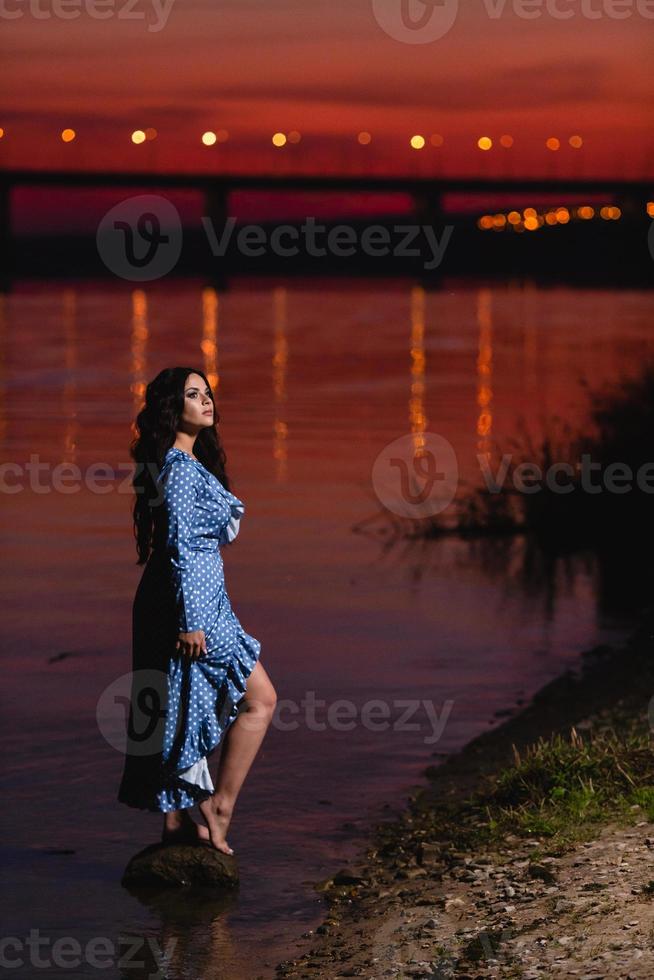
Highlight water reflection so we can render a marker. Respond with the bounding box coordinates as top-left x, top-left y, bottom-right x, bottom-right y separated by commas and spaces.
201, 285, 219, 392
272, 285, 289, 481
130, 288, 148, 414
62, 288, 78, 463
120, 885, 239, 980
